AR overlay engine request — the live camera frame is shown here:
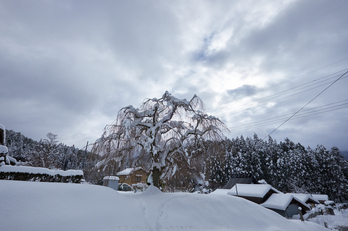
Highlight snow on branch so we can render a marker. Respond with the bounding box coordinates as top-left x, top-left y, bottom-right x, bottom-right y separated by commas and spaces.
93, 91, 227, 187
